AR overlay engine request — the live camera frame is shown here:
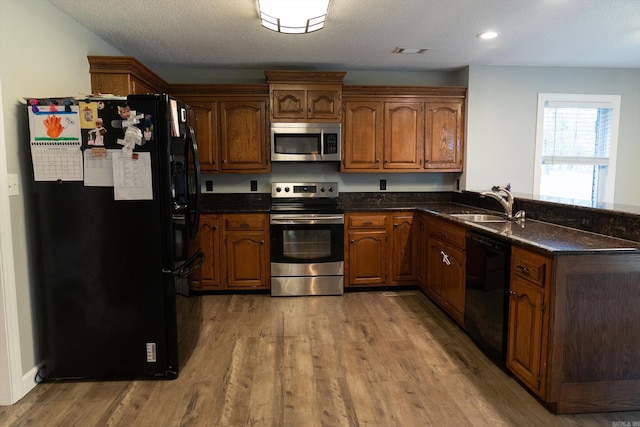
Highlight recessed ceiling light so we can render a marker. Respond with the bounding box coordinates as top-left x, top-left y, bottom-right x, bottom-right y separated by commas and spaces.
393, 47, 428, 54
477, 31, 500, 40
